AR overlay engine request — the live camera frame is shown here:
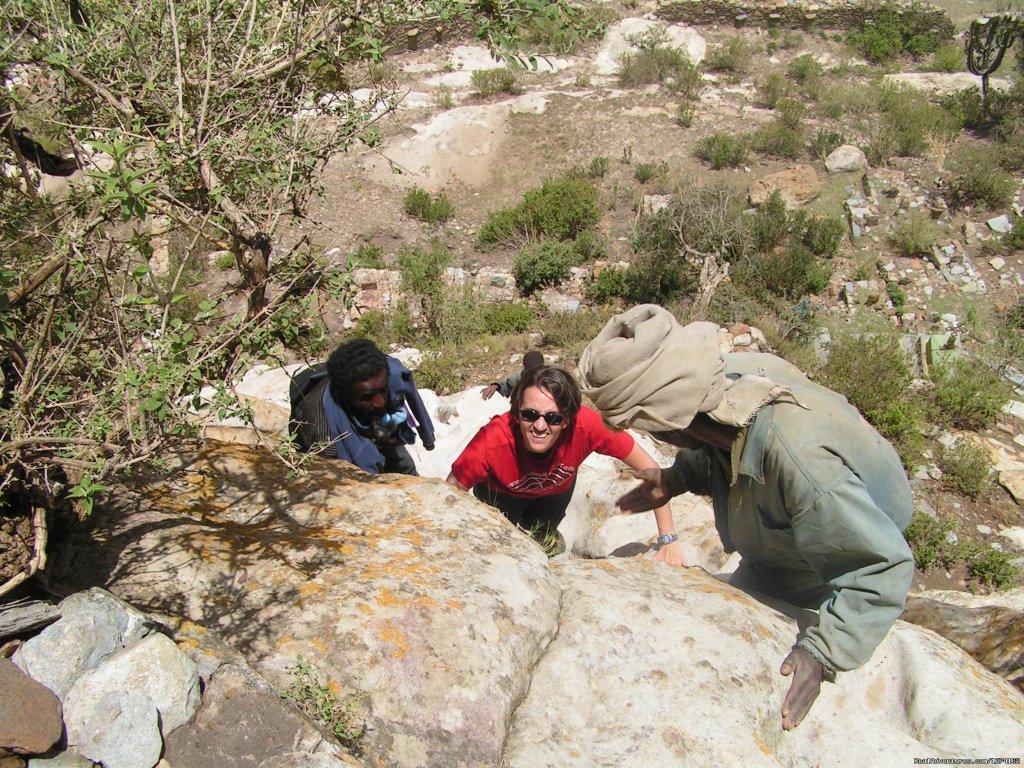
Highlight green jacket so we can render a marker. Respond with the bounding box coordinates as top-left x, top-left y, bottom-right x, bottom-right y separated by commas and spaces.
665, 353, 914, 675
